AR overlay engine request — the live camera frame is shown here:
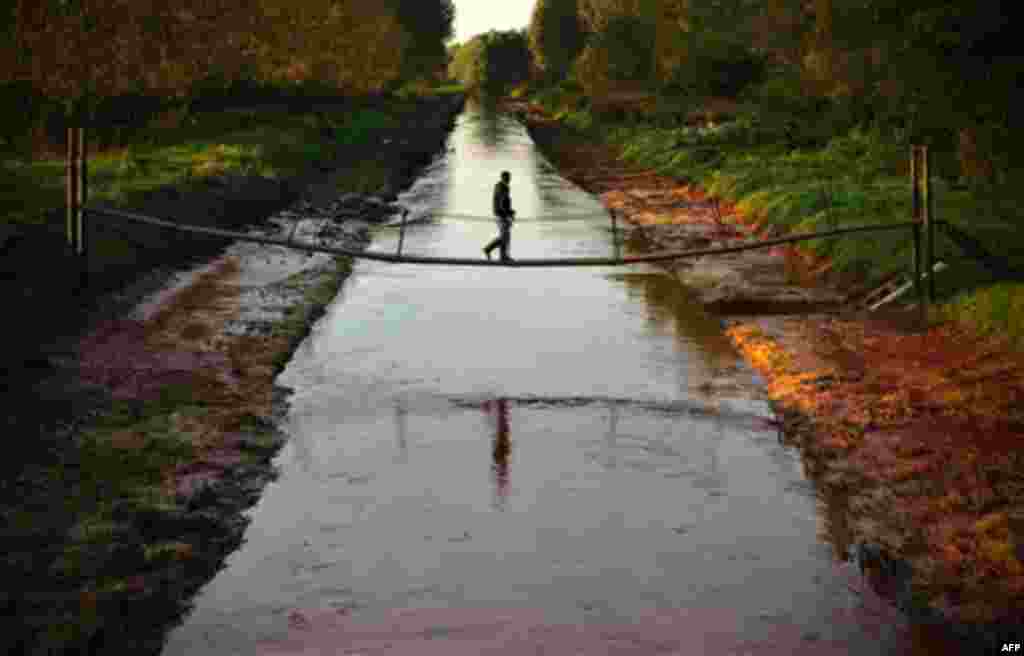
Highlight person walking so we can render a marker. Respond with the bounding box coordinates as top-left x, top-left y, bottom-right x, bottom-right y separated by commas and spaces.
484, 171, 515, 261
